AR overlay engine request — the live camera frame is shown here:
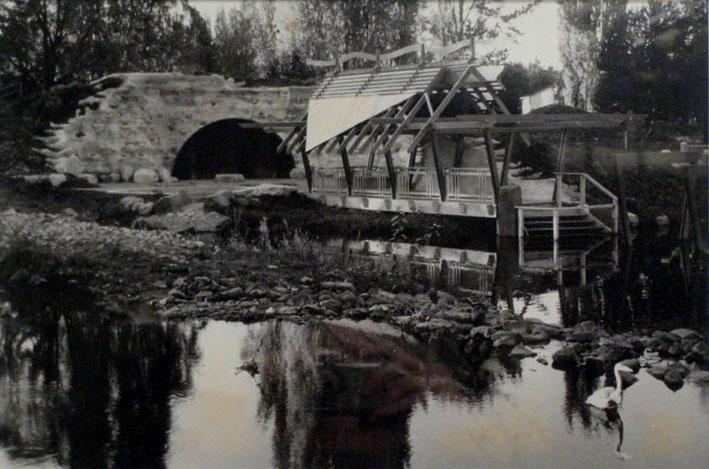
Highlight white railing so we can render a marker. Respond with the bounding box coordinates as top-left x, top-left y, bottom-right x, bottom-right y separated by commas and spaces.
313, 167, 348, 194
313, 166, 496, 202
352, 166, 390, 197
446, 168, 495, 202
397, 167, 440, 199
517, 172, 619, 243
